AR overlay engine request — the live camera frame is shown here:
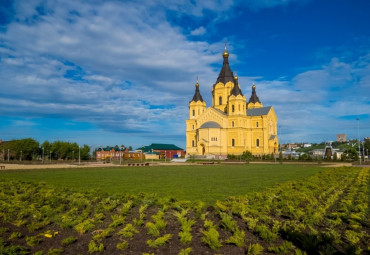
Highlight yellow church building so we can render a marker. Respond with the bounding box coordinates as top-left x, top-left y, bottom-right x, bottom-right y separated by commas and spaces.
186, 47, 279, 158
